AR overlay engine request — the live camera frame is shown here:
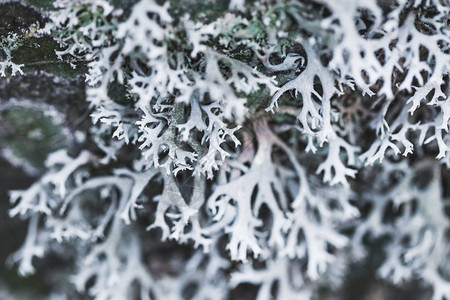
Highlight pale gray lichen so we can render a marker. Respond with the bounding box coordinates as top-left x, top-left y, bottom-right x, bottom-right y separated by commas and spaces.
7, 0, 450, 299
